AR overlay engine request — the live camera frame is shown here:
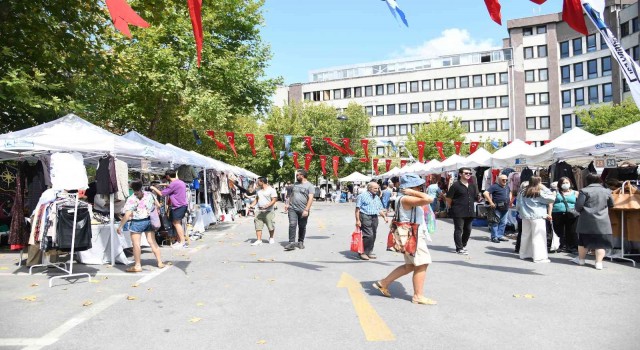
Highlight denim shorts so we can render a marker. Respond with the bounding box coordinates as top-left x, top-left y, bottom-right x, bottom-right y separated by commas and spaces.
129, 219, 151, 233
